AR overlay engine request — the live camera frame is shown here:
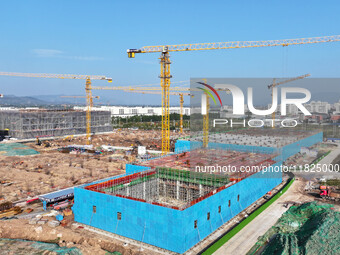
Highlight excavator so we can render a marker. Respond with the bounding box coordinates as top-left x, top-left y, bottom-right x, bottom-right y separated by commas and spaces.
35, 137, 51, 148
320, 185, 340, 201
